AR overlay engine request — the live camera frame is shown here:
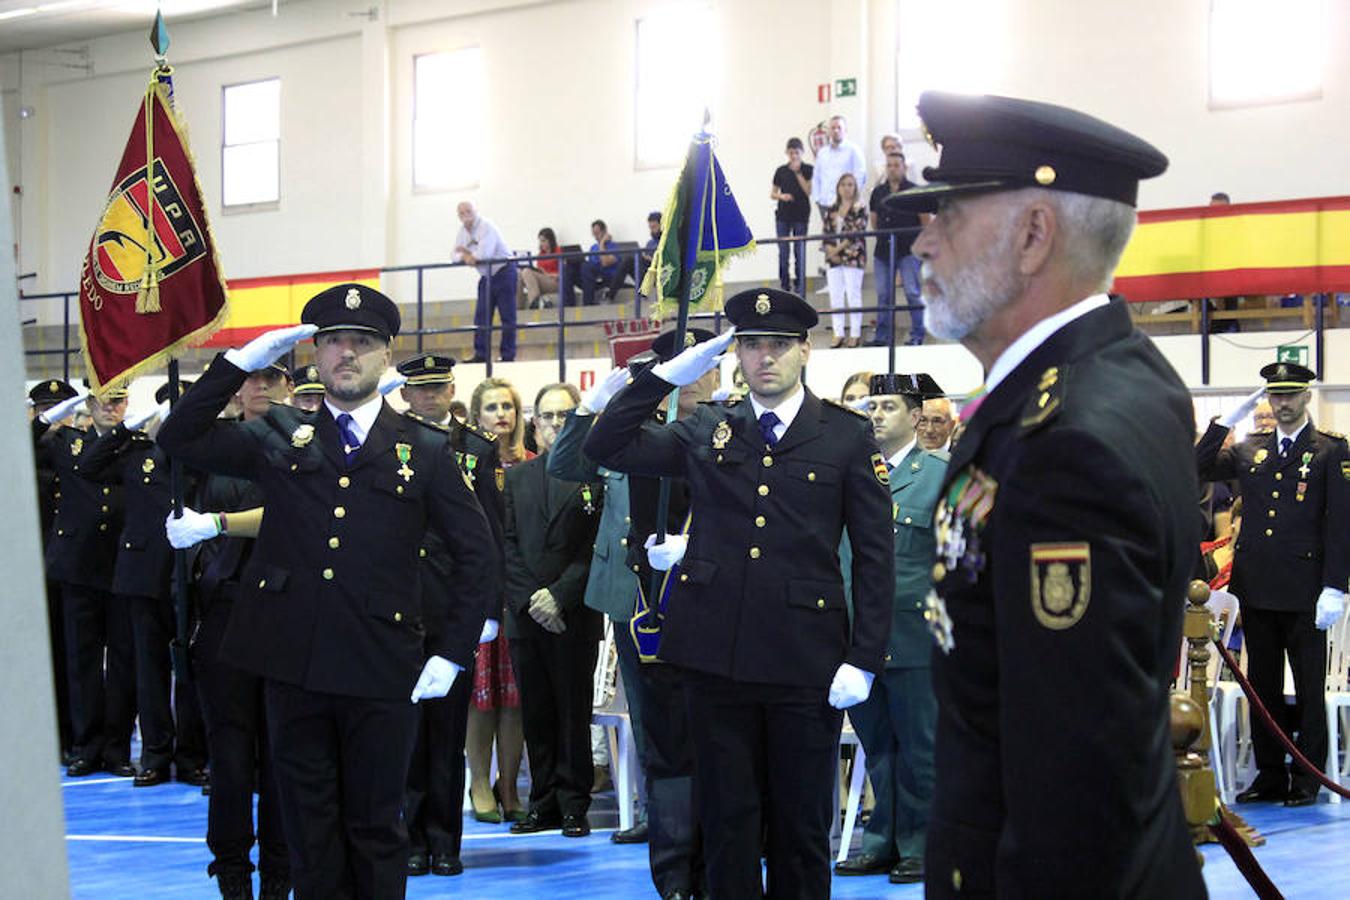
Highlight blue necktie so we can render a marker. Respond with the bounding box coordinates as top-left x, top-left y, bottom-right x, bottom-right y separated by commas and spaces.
1279, 436, 1292, 458
336, 413, 361, 466
758, 411, 781, 448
